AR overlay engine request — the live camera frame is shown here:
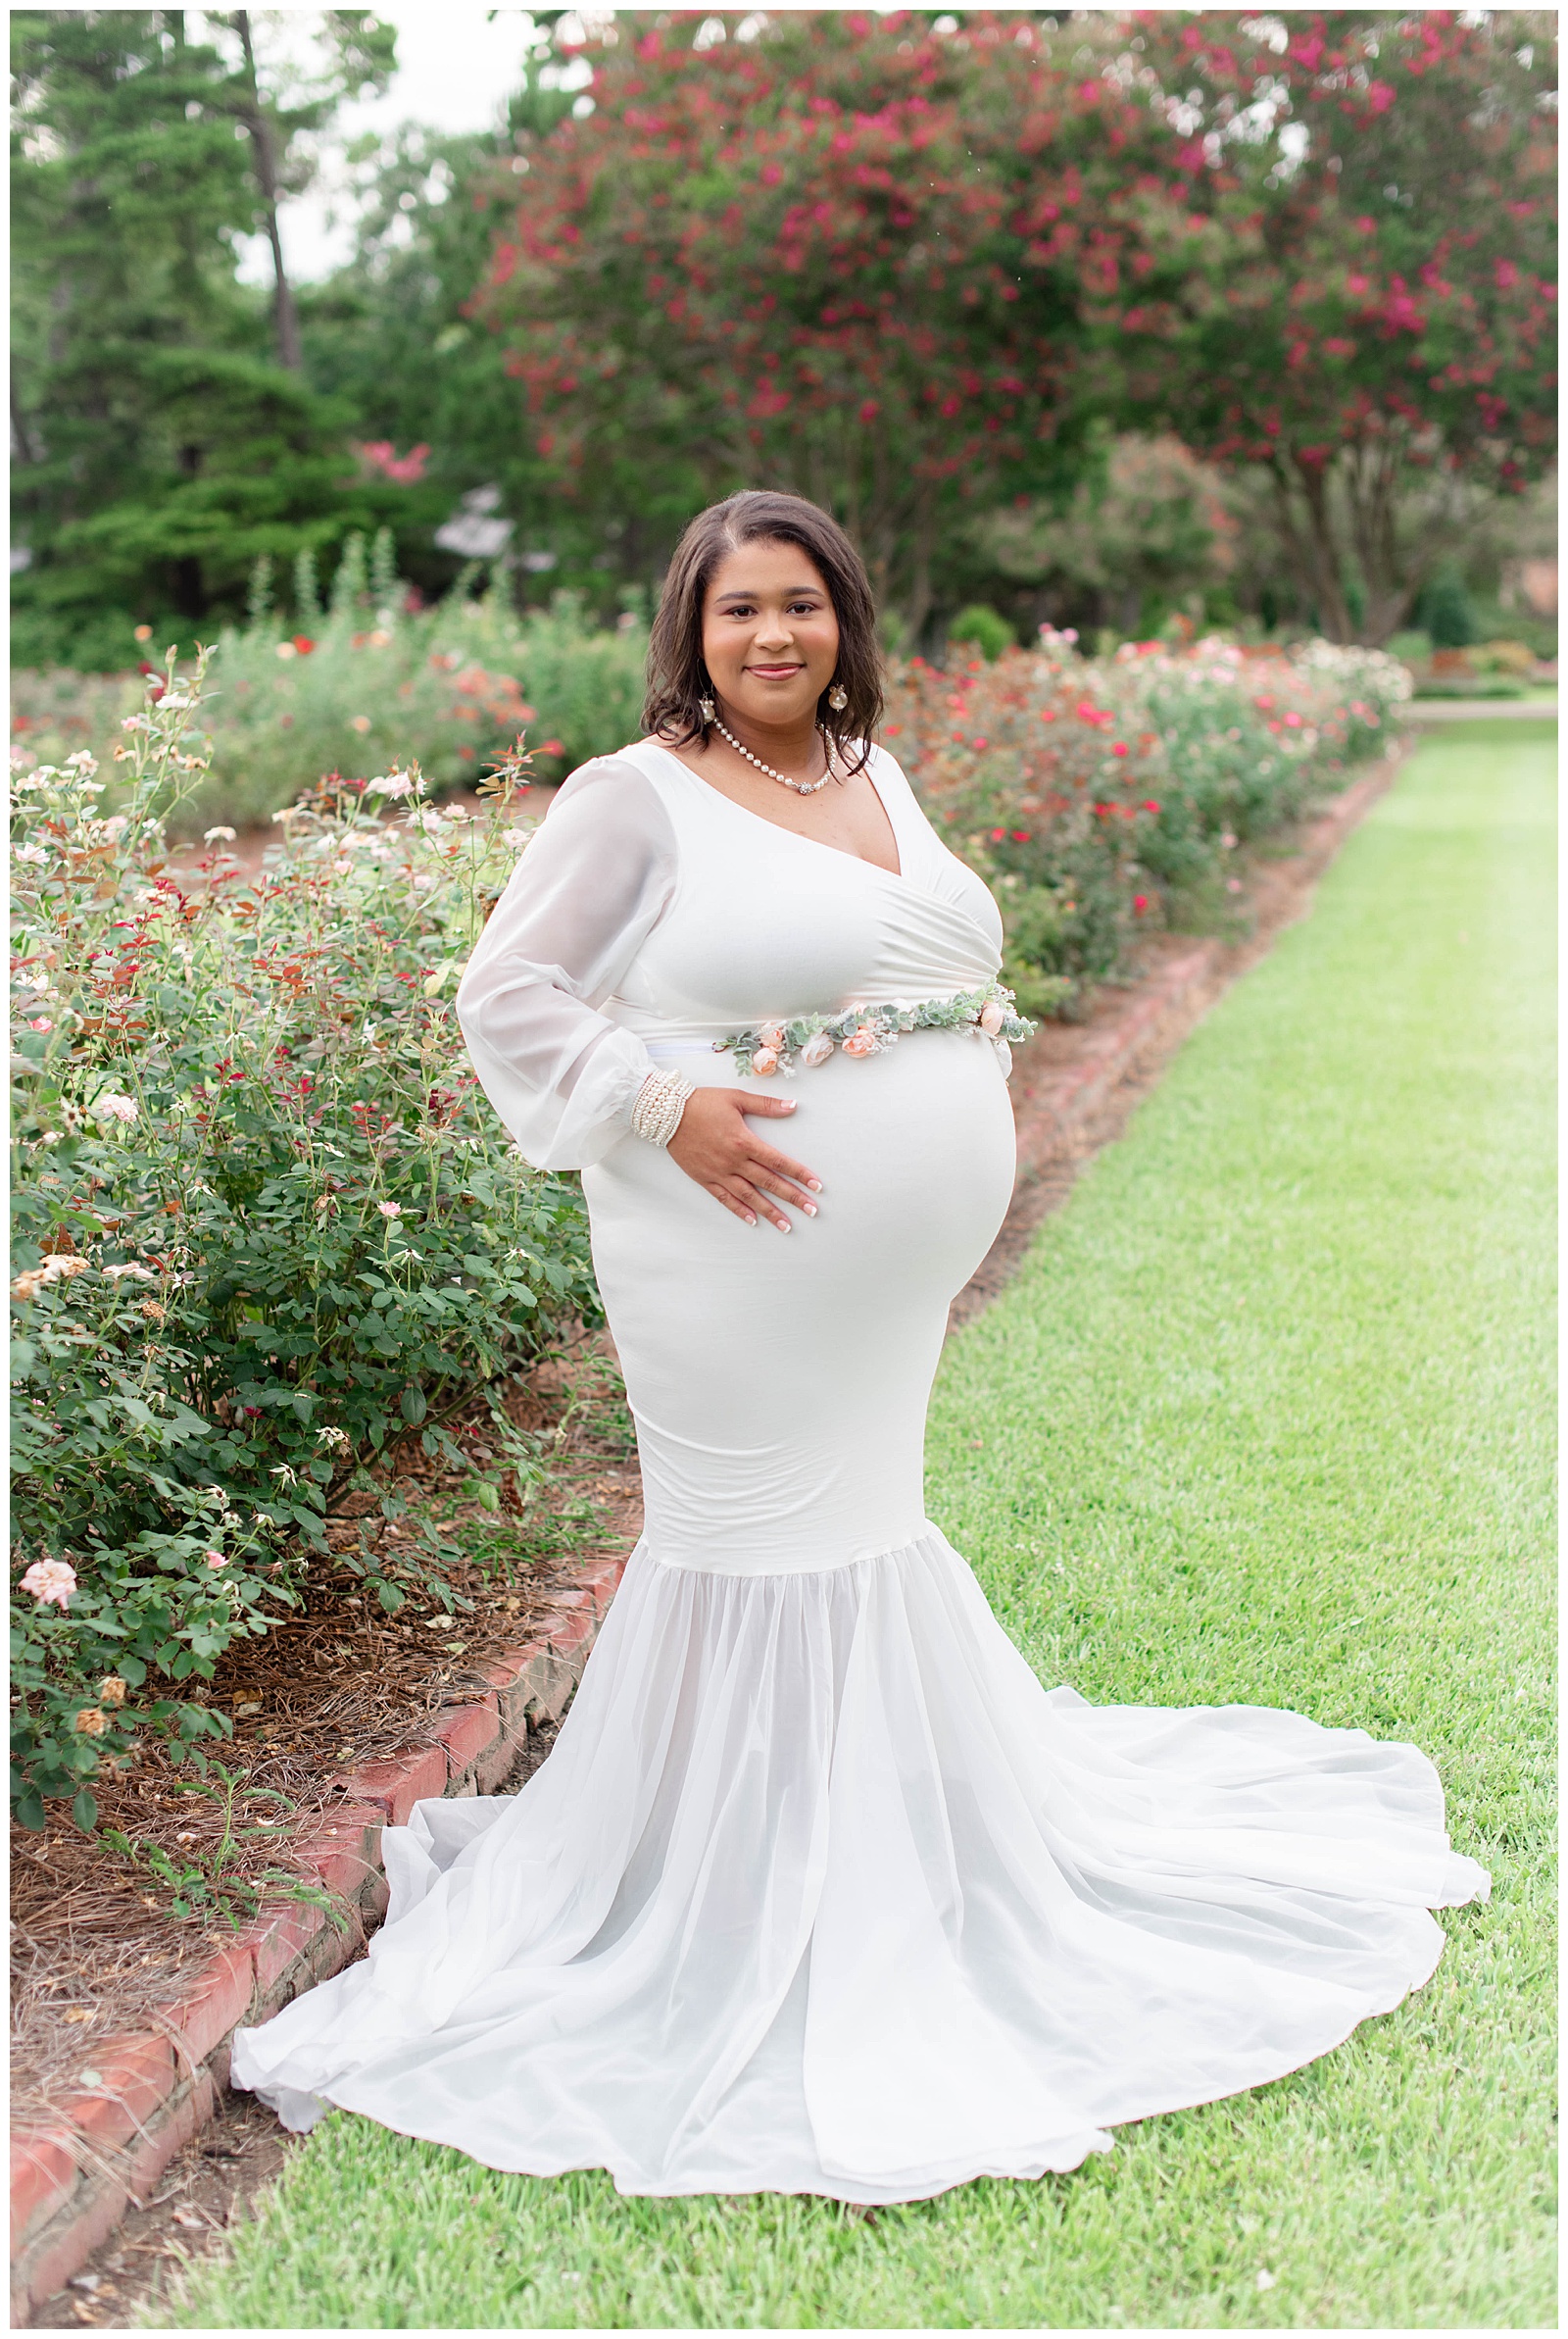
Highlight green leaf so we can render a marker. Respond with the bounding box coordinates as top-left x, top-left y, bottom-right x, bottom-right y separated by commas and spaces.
14, 1791, 46, 1833
376, 1581, 406, 1614
72, 1787, 99, 1834
400, 1384, 427, 1424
